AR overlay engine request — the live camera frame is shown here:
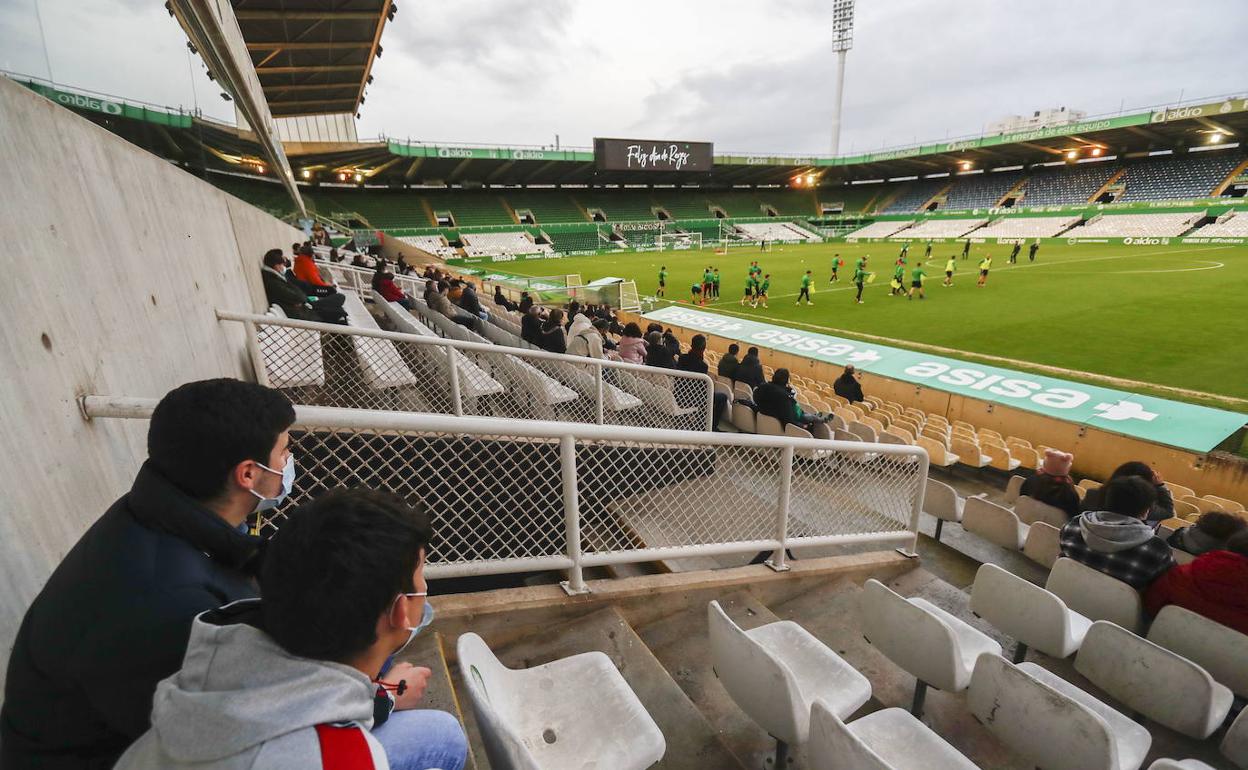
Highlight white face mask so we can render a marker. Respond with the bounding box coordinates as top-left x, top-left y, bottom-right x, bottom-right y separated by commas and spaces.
393, 592, 434, 655
249, 454, 296, 512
